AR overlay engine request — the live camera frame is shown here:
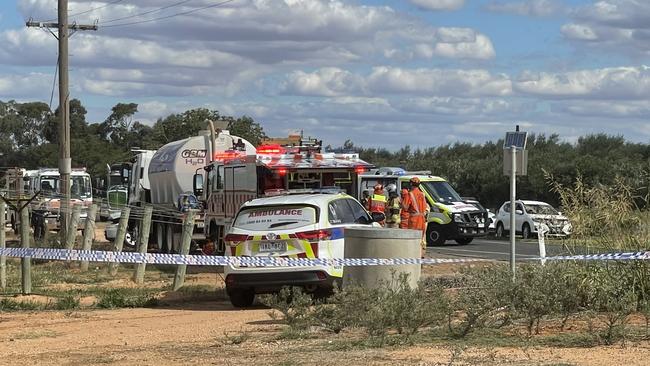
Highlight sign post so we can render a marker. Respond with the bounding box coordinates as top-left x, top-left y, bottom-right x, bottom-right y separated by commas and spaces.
503, 127, 528, 280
